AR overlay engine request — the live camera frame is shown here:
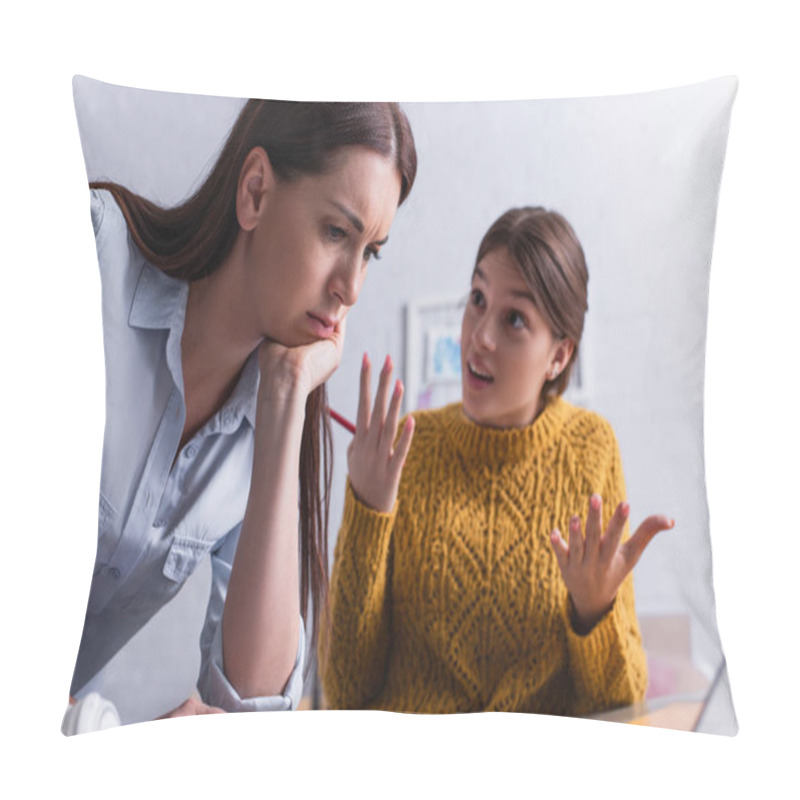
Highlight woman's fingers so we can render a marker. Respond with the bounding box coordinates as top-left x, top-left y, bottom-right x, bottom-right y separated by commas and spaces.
302, 315, 347, 390
196, 704, 226, 715
158, 697, 227, 719
356, 352, 372, 433
619, 514, 675, 572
